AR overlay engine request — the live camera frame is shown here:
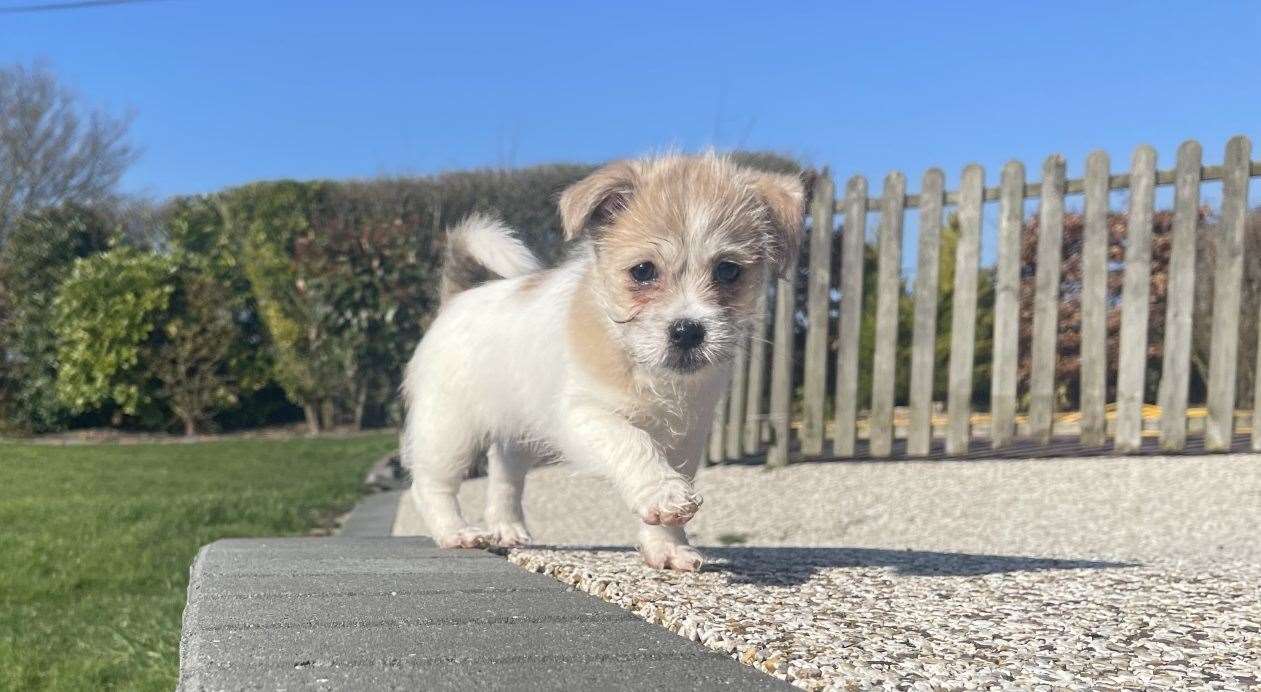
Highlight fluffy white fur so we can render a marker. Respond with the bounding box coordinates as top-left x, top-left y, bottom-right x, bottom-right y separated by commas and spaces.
401, 154, 804, 571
